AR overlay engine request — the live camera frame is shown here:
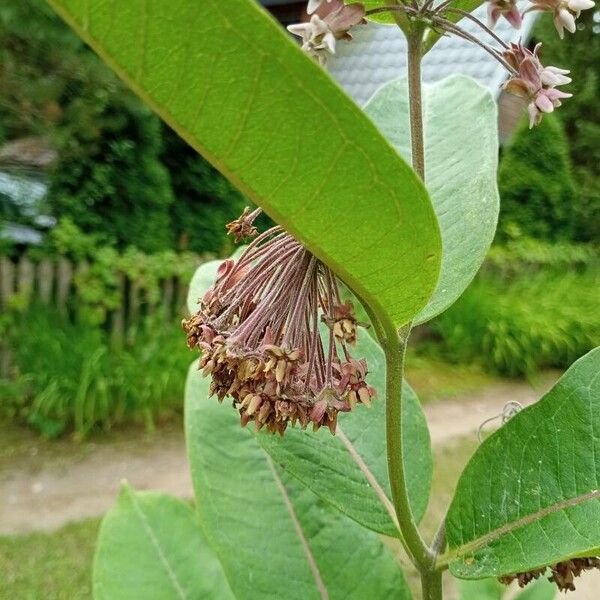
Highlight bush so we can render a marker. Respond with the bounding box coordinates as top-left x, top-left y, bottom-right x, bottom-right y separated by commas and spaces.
484, 238, 598, 277
533, 12, 600, 243
430, 268, 600, 376
497, 113, 577, 241
1, 307, 192, 439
